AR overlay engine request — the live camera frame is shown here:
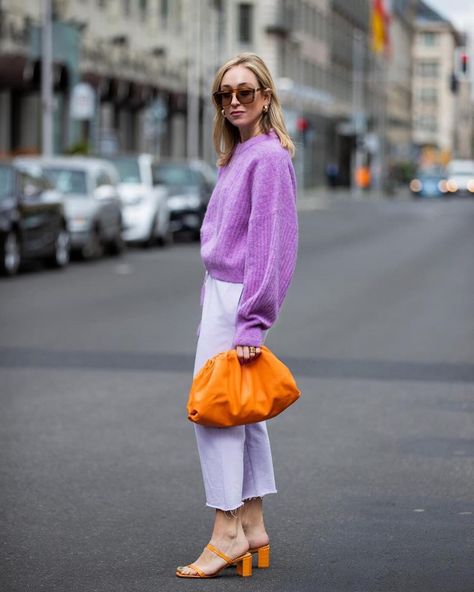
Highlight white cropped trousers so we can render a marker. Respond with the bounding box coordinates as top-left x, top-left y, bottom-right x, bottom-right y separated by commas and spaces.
193, 274, 277, 511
